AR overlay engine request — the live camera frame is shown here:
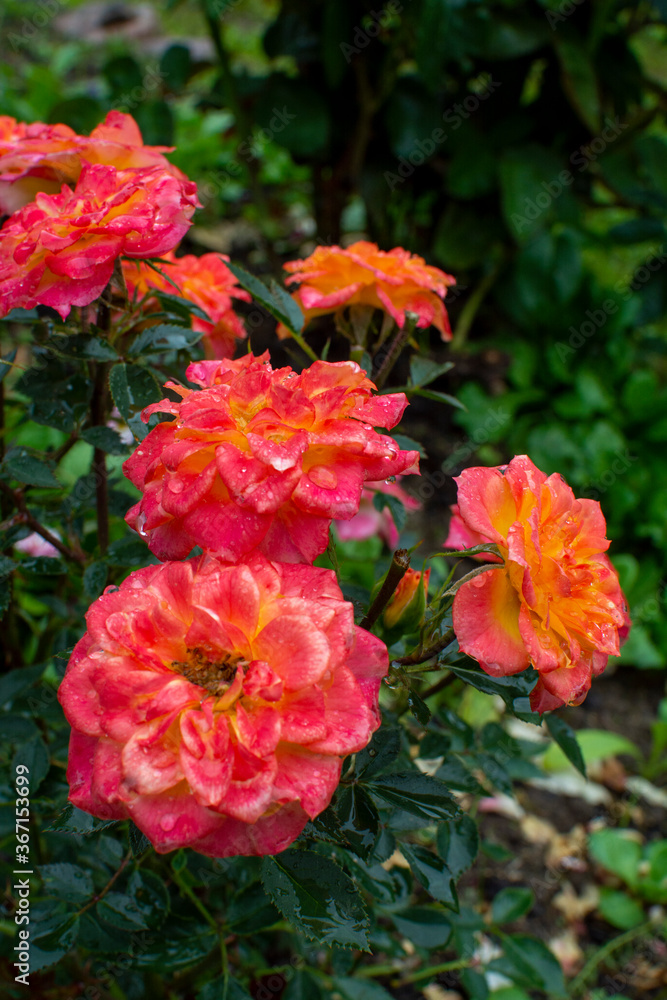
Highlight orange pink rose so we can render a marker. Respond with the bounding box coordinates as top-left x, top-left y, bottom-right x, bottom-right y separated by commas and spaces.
449, 456, 630, 713
280, 241, 455, 340
58, 554, 388, 857
124, 352, 419, 564
123, 252, 251, 359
